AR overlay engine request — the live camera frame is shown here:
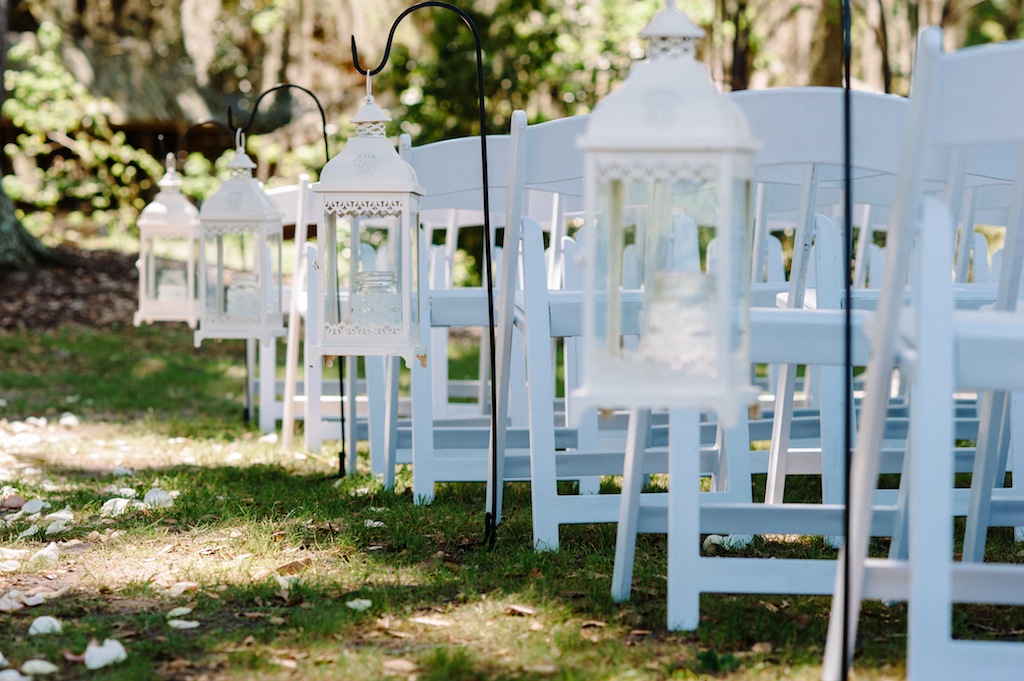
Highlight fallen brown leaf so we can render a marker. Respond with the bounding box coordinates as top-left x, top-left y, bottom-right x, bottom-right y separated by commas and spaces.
276, 557, 312, 575
382, 658, 418, 674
